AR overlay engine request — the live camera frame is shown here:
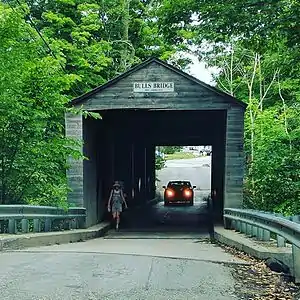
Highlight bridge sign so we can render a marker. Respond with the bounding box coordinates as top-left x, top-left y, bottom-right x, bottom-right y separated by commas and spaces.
133, 82, 174, 92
